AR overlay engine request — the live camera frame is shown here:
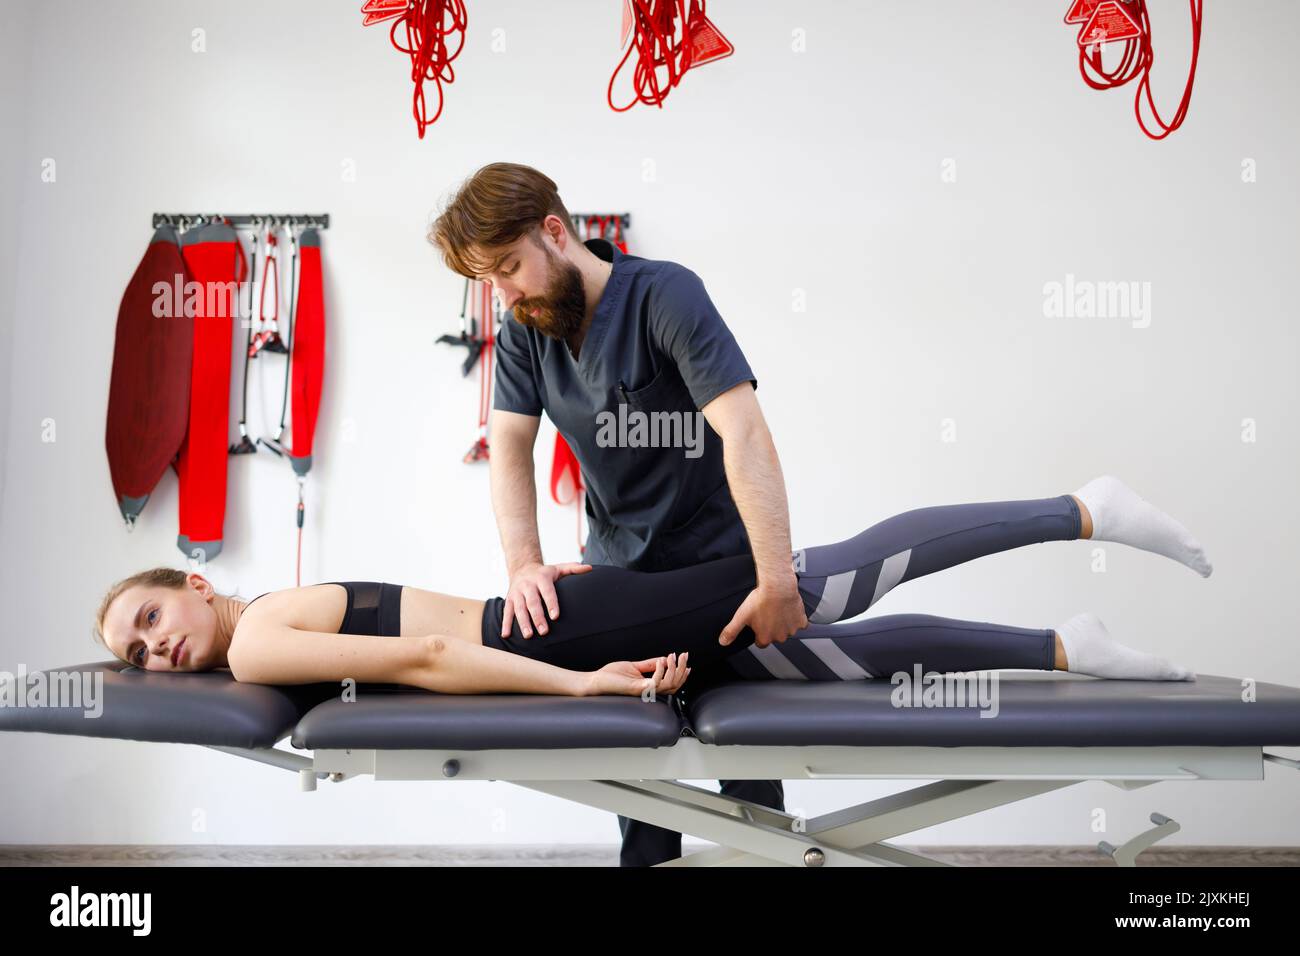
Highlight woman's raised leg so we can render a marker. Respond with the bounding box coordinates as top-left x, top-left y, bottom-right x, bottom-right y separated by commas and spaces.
794, 494, 1083, 625
793, 475, 1213, 626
